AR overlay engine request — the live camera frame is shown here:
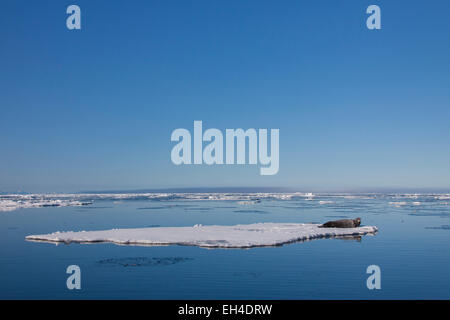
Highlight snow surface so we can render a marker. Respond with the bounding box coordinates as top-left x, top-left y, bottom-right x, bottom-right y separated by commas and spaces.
25, 223, 378, 248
